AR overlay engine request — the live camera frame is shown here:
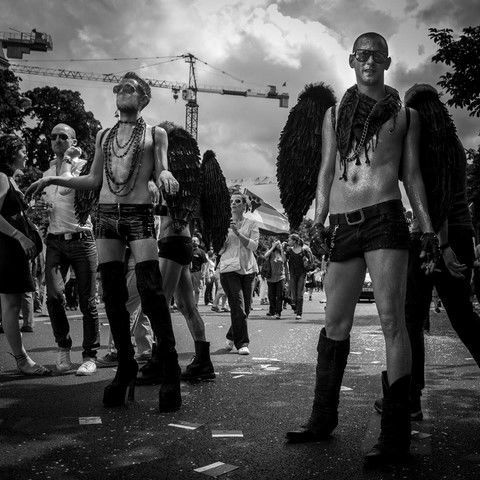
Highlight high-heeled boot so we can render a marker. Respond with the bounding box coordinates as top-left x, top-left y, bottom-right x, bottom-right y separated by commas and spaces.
159, 350, 182, 412
99, 261, 138, 407
286, 328, 350, 442
365, 371, 411, 467
134, 260, 181, 411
